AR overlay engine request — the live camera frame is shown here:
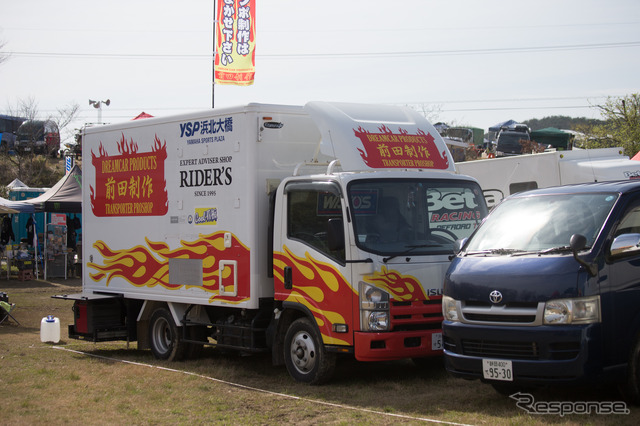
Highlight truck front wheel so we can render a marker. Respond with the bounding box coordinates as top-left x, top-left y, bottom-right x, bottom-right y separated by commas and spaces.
284, 317, 335, 385
149, 308, 186, 361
